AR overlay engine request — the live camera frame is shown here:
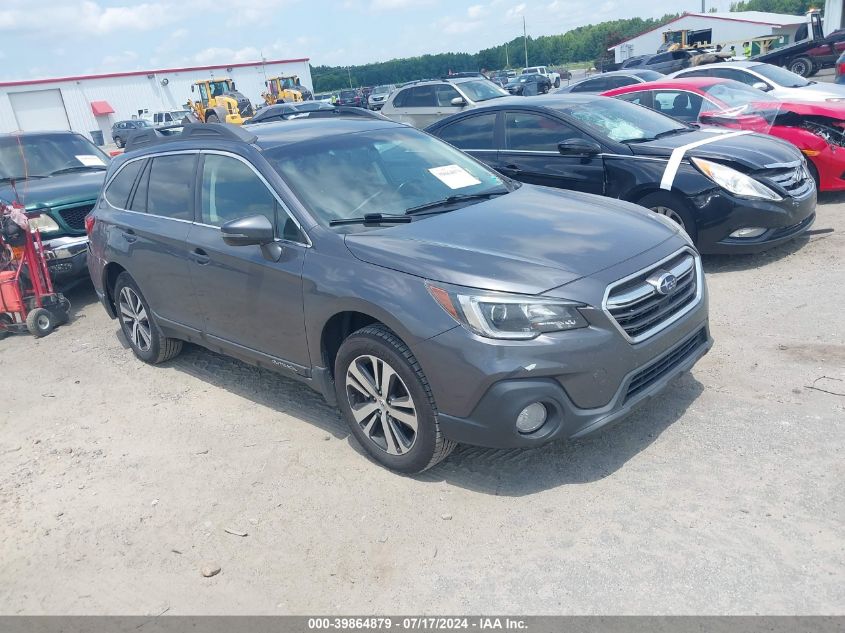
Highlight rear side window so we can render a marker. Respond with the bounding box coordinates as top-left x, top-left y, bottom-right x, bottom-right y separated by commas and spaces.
437, 113, 497, 150
391, 88, 410, 107
405, 86, 436, 107
504, 112, 593, 151
571, 78, 607, 93
146, 154, 196, 220
104, 159, 144, 209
